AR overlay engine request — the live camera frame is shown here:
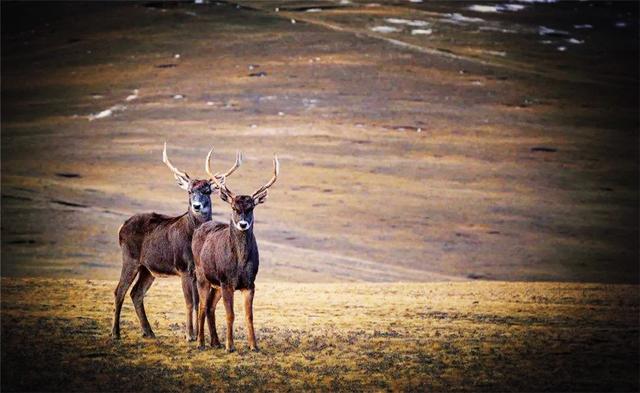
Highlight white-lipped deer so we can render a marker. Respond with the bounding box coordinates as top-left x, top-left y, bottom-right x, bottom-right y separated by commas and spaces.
112, 143, 242, 340
192, 153, 279, 352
